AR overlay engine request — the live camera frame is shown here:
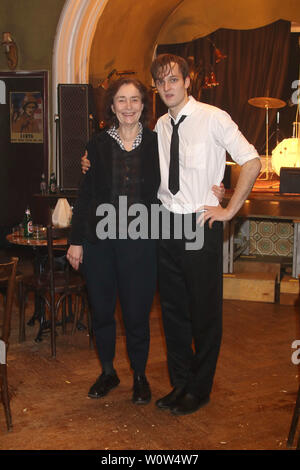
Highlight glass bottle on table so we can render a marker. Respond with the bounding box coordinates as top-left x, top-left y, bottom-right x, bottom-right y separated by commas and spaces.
49, 172, 57, 194
40, 173, 47, 194
23, 206, 33, 238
